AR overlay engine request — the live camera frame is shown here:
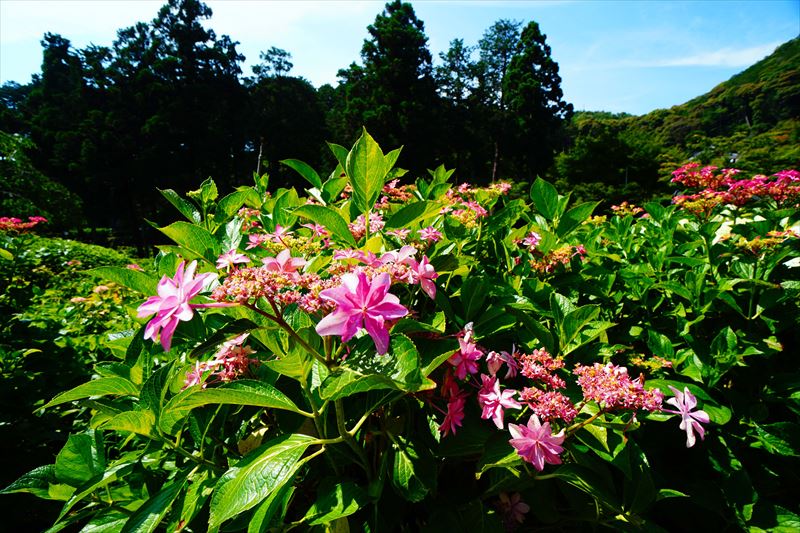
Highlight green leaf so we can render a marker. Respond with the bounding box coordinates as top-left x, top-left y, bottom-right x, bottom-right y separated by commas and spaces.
752, 422, 800, 457
55, 431, 105, 487
99, 410, 156, 437
346, 128, 387, 213
160, 380, 303, 434
461, 276, 488, 322
273, 188, 302, 228
476, 434, 521, 477
391, 435, 436, 502
200, 178, 219, 204
322, 175, 348, 204
319, 335, 428, 400
557, 201, 598, 237
209, 434, 315, 529
293, 205, 356, 246
560, 305, 600, 349
304, 481, 368, 526
0, 465, 58, 499
44, 377, 139, 409
159, 189, 201, 224
281, 159, 322, 189
385, 200, 439, 229
327, 142, 349, 169
79, 510, 129, 533
89, 267, 158, 296
217, 189, 259, 222
0, 248, 13, 260
121, 471, 189, 533
530, 177, 560, 221
56, 462, 136, 522
248, 484, 295, 533
158, 221, 220, 262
